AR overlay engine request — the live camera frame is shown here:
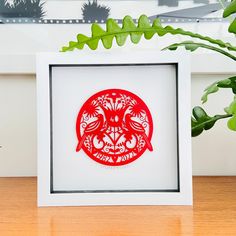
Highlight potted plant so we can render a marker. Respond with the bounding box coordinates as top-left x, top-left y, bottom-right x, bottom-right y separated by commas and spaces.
61, 0, 236, 138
